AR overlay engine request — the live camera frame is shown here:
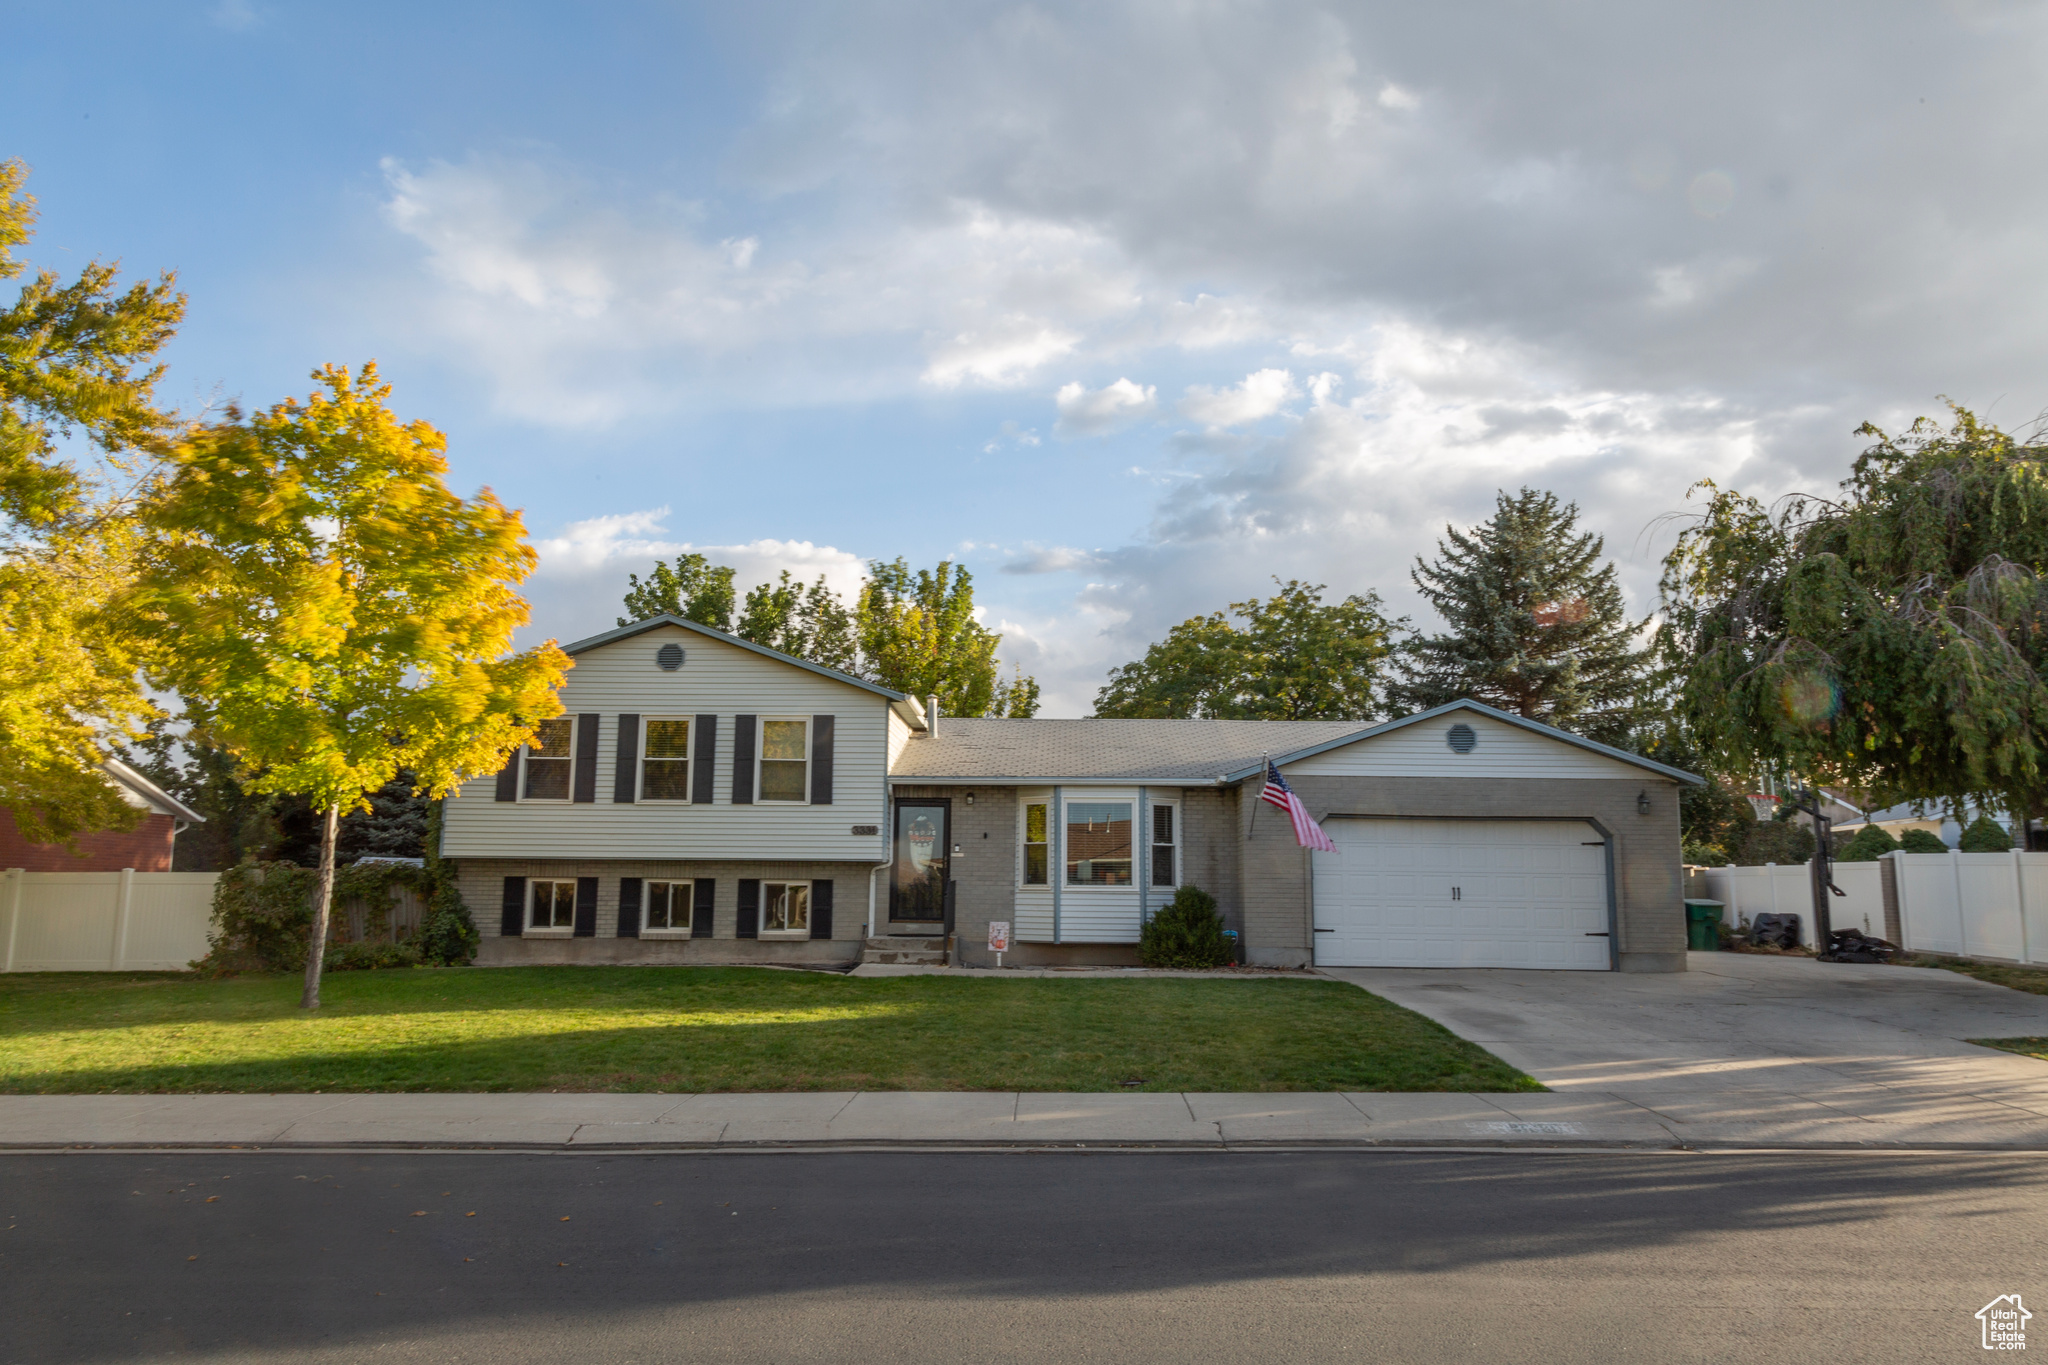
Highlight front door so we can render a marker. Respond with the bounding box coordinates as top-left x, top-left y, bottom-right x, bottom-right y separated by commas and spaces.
889, 799, 950, 930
